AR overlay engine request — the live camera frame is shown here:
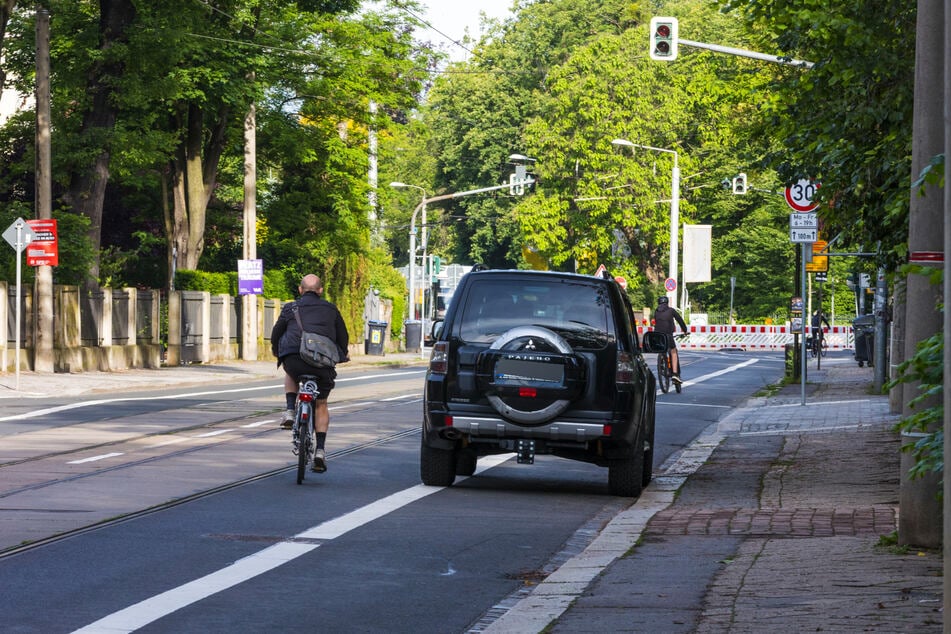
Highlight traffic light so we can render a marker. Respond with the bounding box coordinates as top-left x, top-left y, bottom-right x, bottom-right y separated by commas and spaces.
732, 173, 747, 195
509, 173, 524, 196
649, 17, 679, 61
433, 255, 441, 275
